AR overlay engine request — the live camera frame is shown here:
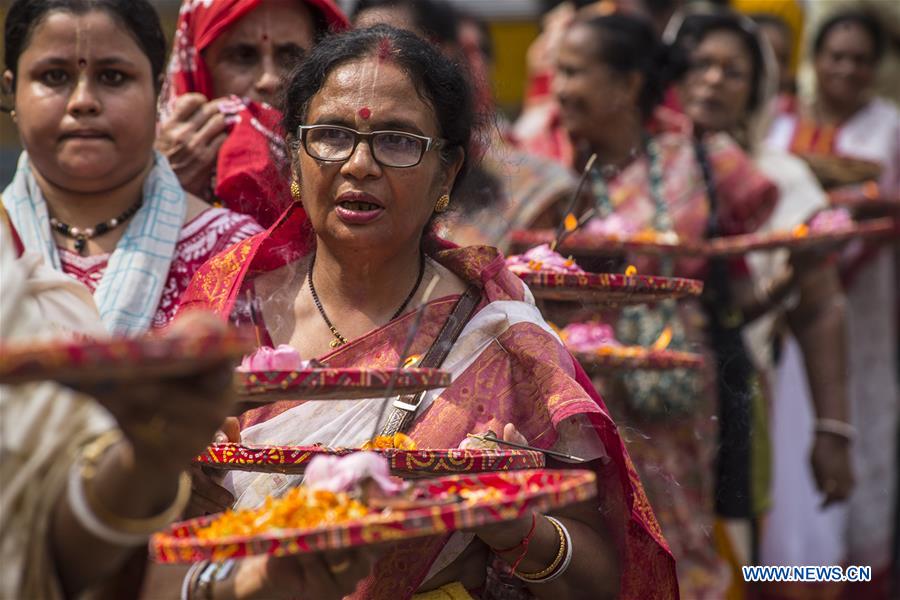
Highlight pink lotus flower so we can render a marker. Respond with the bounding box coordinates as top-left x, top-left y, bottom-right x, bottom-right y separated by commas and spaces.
304, 452, 404, 495
808, 208, 853, 234
237, 344, 308, 372
584, 214, 638, 238
561, 322, 621, 352
506, 243, 585, 275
